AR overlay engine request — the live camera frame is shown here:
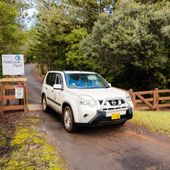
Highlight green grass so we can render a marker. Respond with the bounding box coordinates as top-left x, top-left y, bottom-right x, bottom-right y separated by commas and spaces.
132, 110, 170, 137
